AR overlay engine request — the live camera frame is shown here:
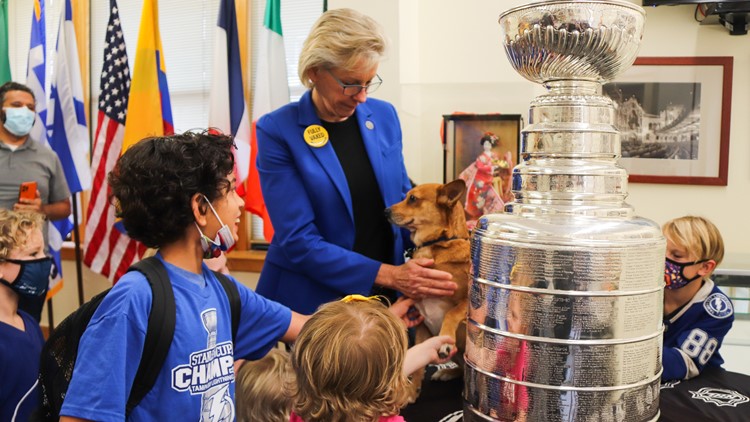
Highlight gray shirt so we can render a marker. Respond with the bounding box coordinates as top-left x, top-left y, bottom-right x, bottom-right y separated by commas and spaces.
0, 138, 71, 242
